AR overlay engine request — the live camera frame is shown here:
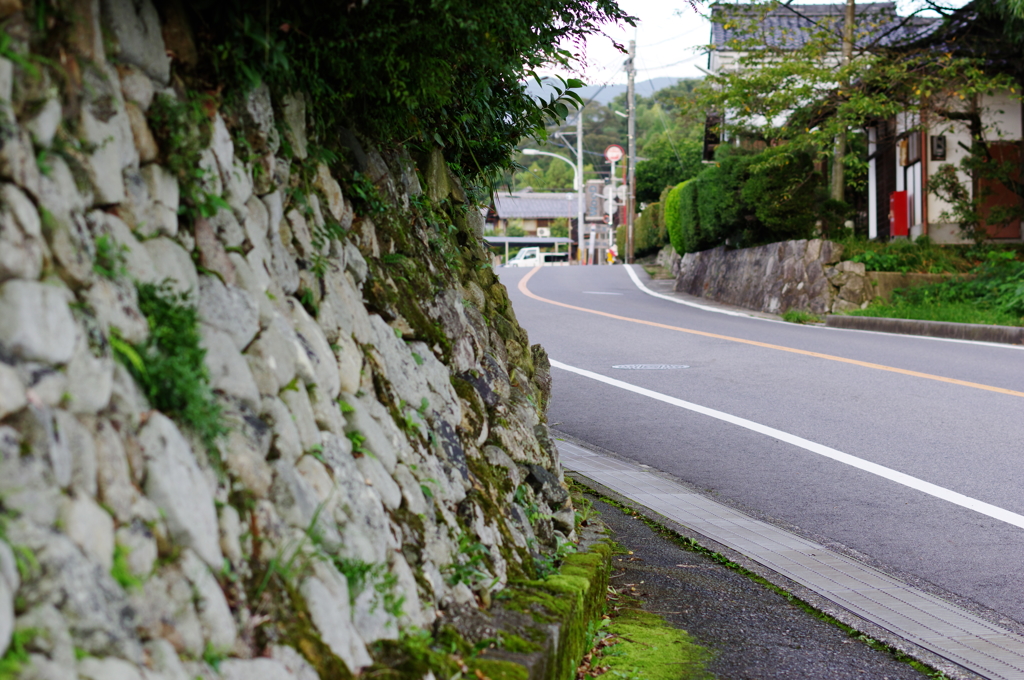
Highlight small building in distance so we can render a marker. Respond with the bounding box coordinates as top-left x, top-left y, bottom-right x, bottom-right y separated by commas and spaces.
487, 188, 576, 235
